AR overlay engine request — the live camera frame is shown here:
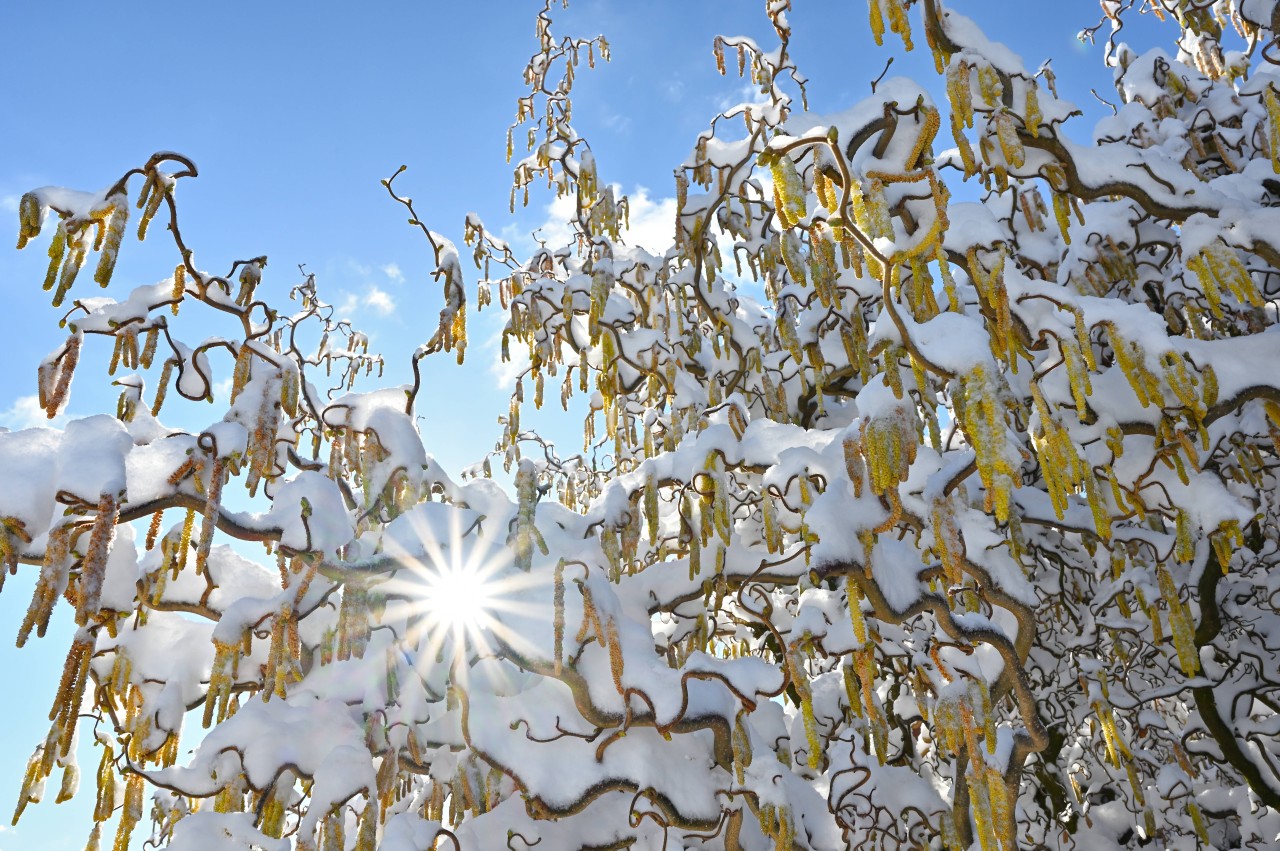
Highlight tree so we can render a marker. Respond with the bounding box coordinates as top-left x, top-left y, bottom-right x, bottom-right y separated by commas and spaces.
7, 0, 1280, 848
